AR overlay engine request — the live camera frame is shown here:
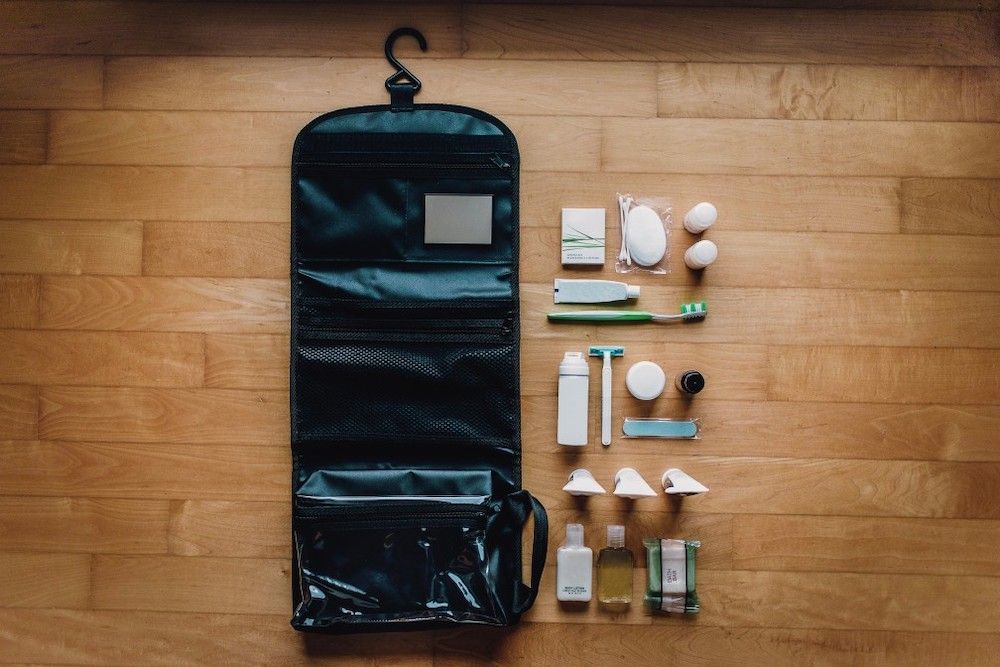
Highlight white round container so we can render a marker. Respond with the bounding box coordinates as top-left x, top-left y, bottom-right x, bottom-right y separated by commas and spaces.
625, 361, 666, 401
683, 202, 717, 234
684, 239, 718, 270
